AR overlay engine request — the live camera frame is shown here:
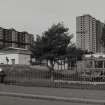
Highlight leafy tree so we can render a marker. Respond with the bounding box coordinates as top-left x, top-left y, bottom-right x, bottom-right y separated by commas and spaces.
66, 44, 84, 60
101, 25, 105, 47
66, 44, 85, 69
32, 23, 73, 71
